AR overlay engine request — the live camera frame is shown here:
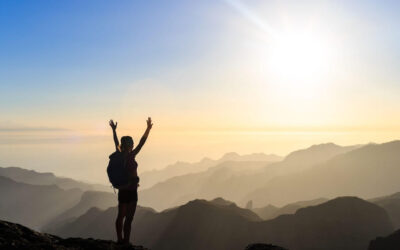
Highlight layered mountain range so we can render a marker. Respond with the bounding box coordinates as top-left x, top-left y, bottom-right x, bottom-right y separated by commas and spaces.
46, 197, 393, 250
2, 141, 400, 249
